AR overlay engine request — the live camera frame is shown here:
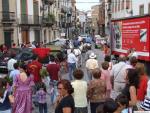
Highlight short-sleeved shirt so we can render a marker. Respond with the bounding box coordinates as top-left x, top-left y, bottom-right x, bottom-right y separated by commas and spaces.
55, 95, 75, 113
46, 62, 60, 81
9, 69, 20, 83
87, 79, 107, 103
36, 89, 47, 104
137, 75, 148, 101
28, 60, 42, 83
